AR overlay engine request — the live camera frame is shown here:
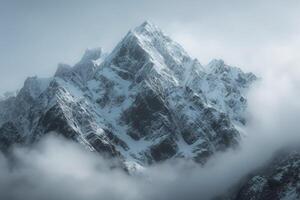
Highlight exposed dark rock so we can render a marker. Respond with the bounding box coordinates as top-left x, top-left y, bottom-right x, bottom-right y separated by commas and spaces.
230, 150, 300, 200
122, 88, 173, 140
34, 104, 77, 140
150, 137, 178, 162
0, 122, 23, 152
0, 22, 256, 168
